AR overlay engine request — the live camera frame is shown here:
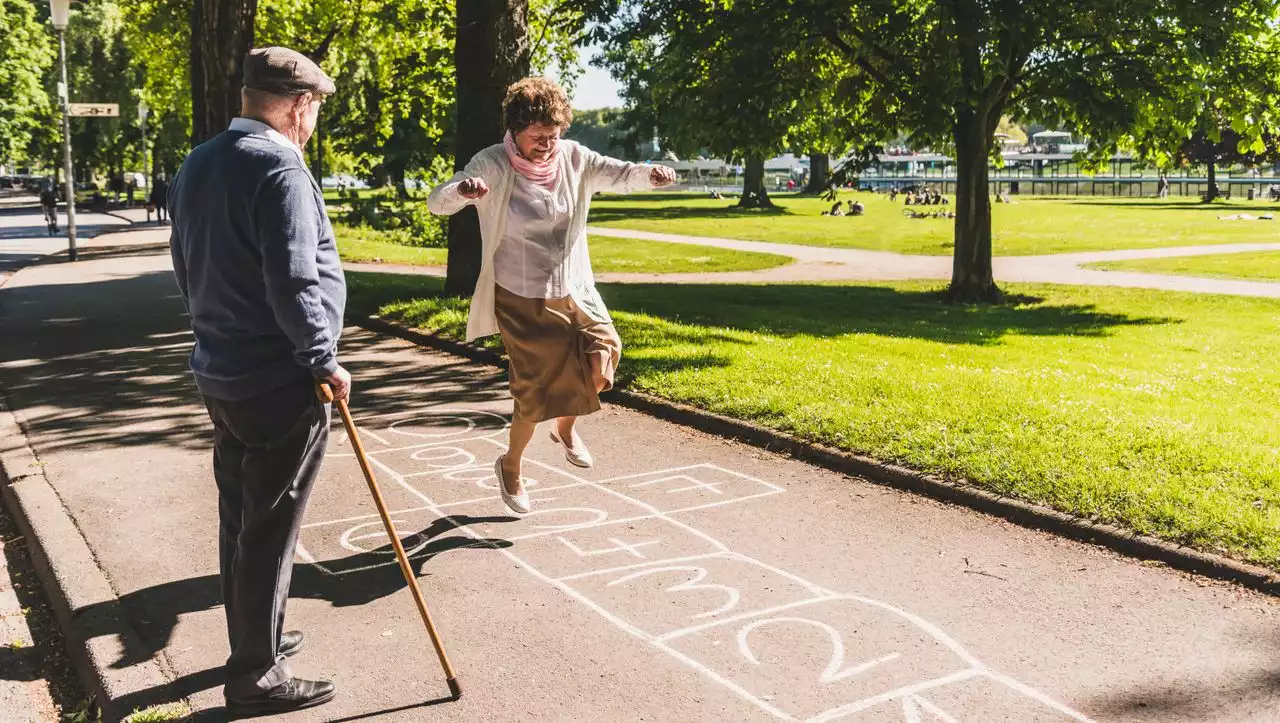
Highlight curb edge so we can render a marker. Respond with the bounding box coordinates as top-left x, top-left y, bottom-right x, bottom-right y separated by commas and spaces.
0, 389, 172, 721
354, 313, 1280, 597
